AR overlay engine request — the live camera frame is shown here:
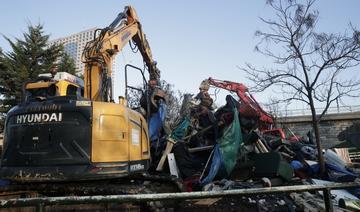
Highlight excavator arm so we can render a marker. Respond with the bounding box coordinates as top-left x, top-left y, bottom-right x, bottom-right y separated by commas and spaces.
207, 77, 274, 130
82, 6, 160, 101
